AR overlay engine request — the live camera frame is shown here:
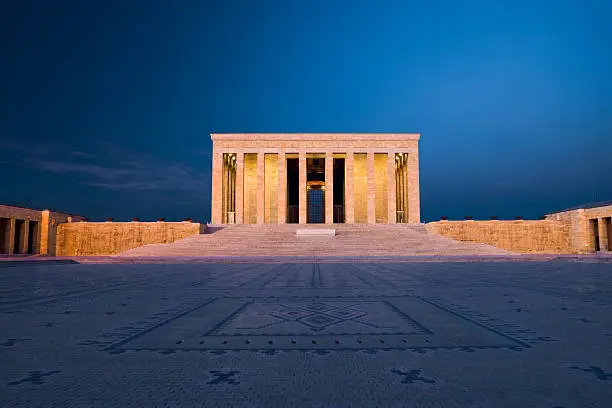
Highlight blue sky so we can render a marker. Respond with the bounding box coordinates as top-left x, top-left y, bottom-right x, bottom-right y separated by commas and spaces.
1, 0, 611, 222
